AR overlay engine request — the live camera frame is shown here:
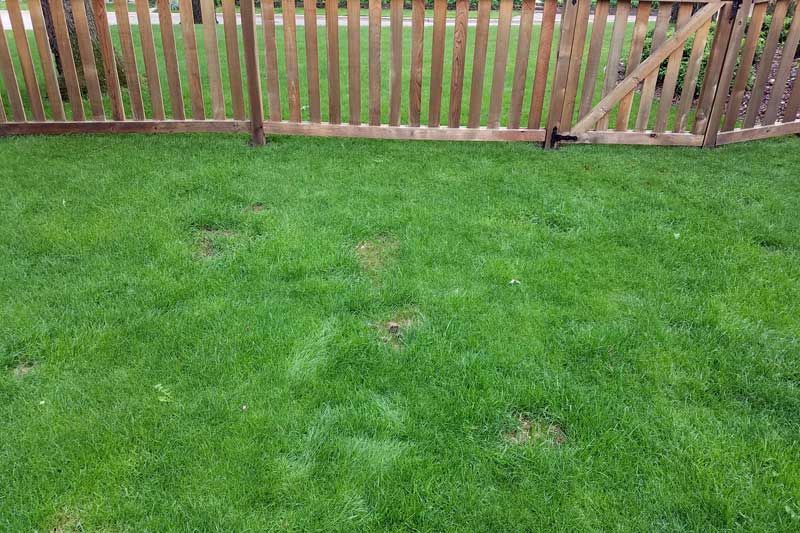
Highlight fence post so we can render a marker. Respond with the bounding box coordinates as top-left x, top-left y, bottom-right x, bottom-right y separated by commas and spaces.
701, 0, 753, 148
241, 0, 265, 146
